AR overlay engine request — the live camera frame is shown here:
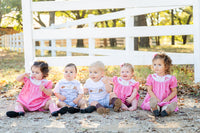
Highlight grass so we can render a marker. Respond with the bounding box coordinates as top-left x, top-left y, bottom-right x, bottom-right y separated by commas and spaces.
0, 46, 197, 97
139, 45, 193, 53
96, 44, 193, 53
